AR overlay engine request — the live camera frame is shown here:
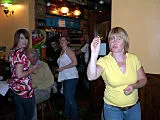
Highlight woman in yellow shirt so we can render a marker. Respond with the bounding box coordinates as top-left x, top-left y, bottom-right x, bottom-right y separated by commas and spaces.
87, 27, 147, 120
